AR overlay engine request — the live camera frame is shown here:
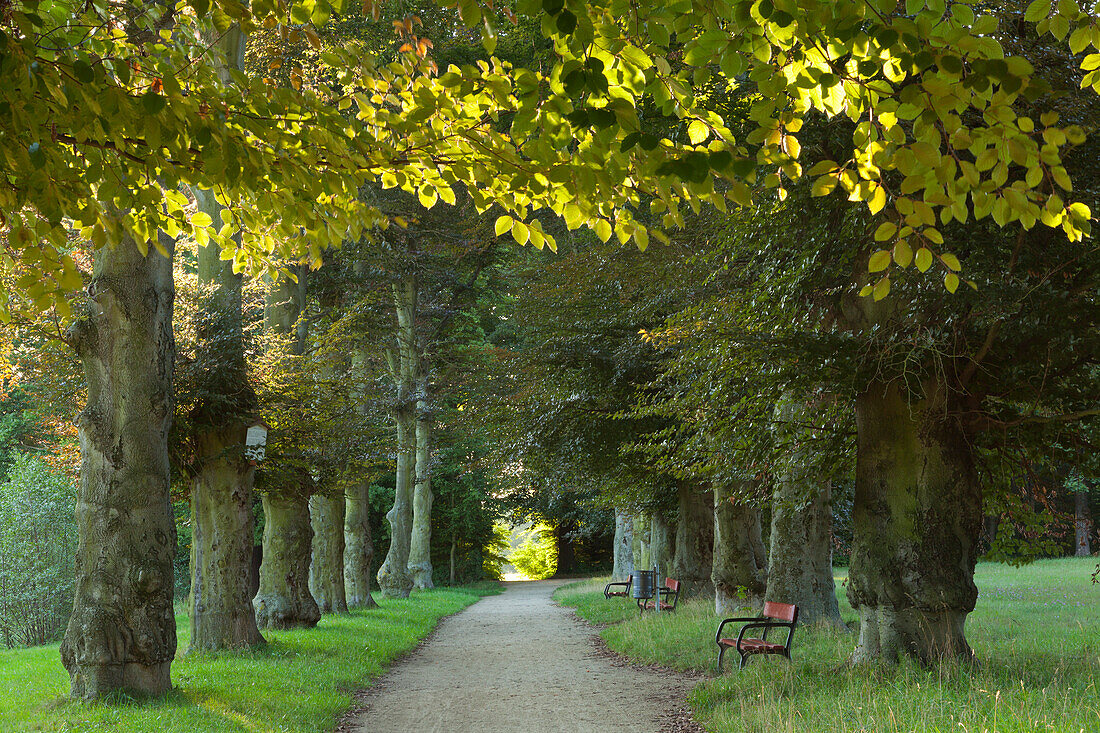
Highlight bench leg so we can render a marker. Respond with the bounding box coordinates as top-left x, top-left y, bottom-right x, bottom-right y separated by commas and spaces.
738, 651, 748, 670
717, 645, 727, 673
